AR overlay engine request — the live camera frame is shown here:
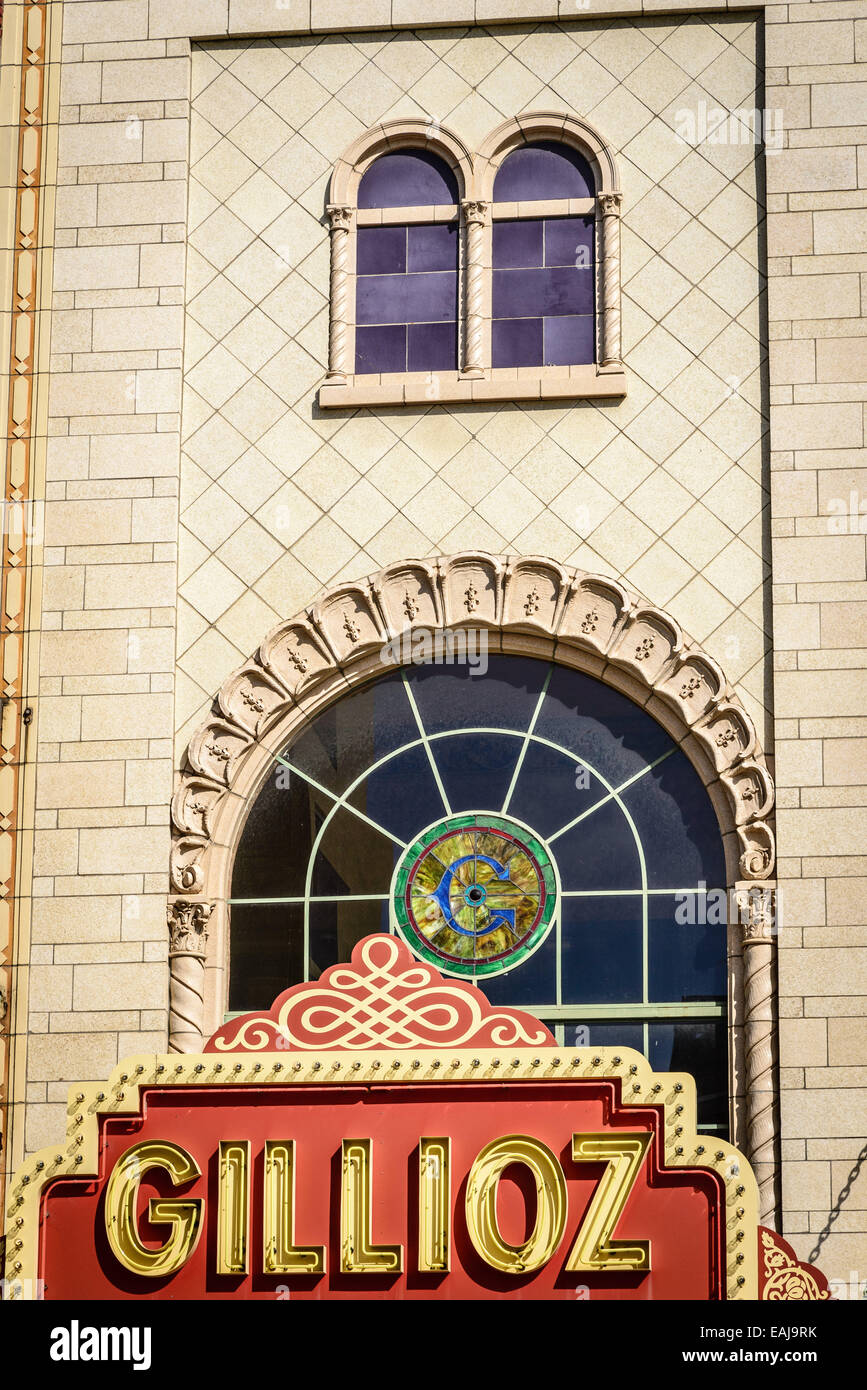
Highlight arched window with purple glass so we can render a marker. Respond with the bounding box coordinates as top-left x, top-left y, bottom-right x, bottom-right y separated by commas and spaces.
354, 149, 460, 377
491, 141, 596, 370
